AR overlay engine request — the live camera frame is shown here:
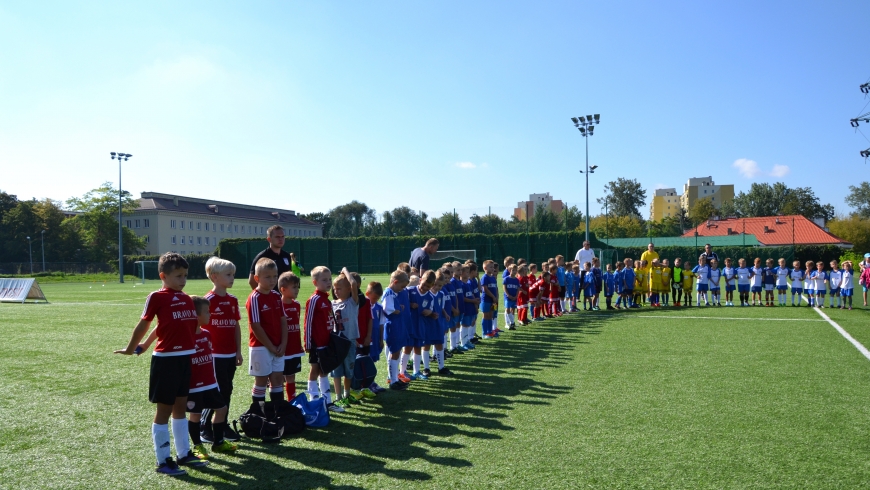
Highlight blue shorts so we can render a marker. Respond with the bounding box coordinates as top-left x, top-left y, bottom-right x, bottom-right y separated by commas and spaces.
566, 289, 575, 299
710, 287, 720, 293
696, 284, 709, 292
817, 290, 826, 296
750, 286, 762, 293
330, 344, 356, 379
864, 286, 869, 293
462, 314, 478, 326
805, 288, 815, 295
791, 287, 803, 294
623, 289, 634, 296
505, 299, 517, 309
481, 302, 493, 313
831, 288, 840, 295
725, 285, 735, 292
777, 286, 788, 291
738, 284, 750, 293
842, 288, 854, 297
